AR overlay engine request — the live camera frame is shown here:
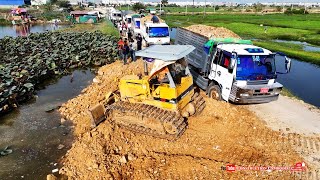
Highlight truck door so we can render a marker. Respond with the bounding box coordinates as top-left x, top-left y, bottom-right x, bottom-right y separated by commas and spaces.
209, 50, 234, 101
